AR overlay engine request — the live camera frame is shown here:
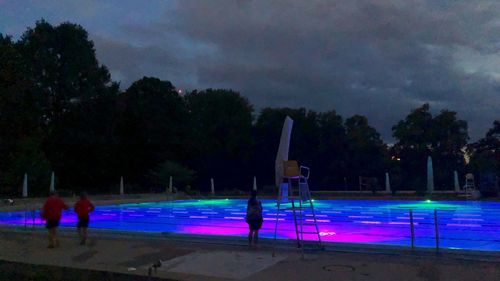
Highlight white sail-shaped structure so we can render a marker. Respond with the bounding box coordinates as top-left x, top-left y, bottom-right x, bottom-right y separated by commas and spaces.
275, 116, 294, 187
